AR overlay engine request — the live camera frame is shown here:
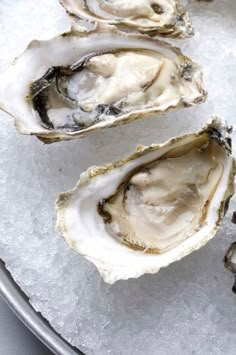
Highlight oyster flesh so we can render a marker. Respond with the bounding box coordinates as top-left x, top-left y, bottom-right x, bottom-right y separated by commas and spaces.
56, 117, 235, 283
0, 25, 206, 143
60, 0, 193, 39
